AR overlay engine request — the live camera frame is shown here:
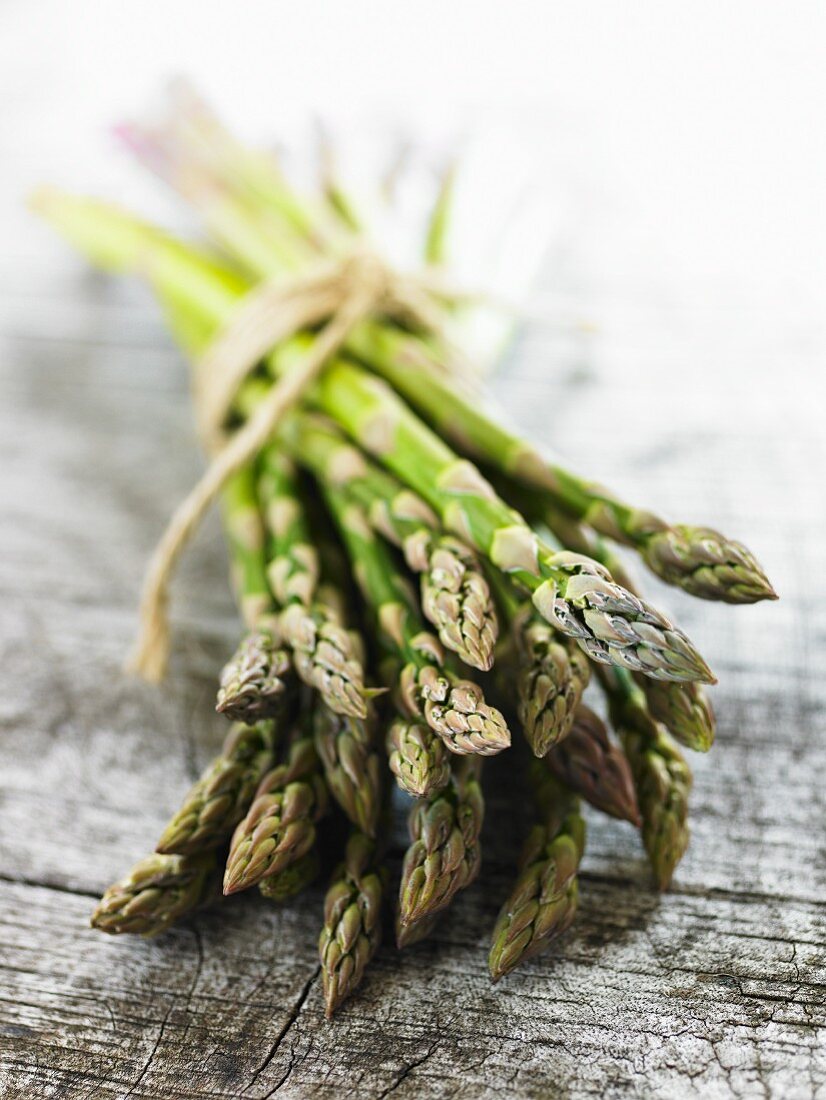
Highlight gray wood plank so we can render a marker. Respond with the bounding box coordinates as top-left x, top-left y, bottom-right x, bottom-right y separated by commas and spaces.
1, 878, 823, 1099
